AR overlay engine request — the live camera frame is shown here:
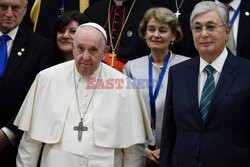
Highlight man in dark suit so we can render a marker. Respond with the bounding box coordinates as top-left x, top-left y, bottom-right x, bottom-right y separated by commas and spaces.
159, 1, 250, 167
150, 0, 250, 60
231, 0, 250, 59
0, 0, 51, 166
